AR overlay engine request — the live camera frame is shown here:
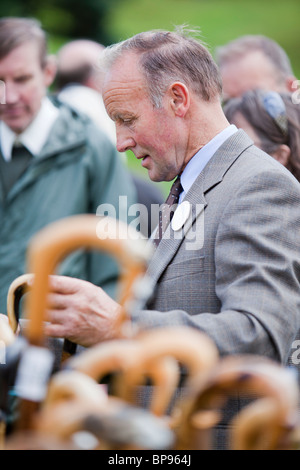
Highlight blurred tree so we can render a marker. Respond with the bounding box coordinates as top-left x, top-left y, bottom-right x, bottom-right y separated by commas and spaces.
0, 0, 121, 45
